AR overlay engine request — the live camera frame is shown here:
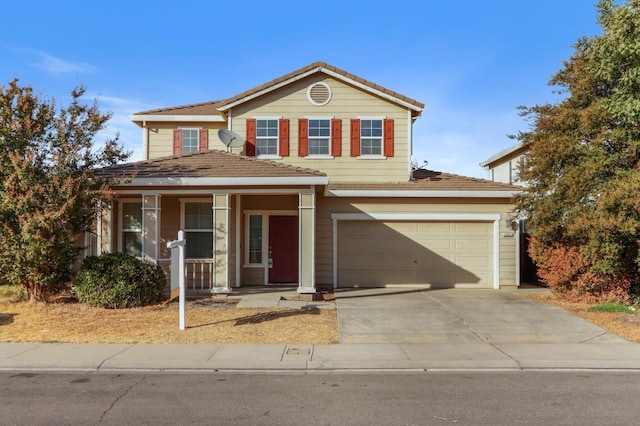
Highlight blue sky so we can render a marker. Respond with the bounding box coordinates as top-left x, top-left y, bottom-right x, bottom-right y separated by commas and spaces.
1, 1, 602, 178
